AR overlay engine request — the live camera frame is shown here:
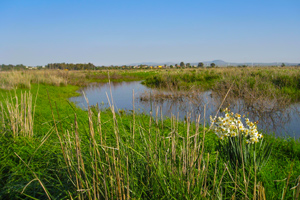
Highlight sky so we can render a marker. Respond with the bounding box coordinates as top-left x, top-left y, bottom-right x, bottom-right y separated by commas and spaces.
0, 0, 299, 66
